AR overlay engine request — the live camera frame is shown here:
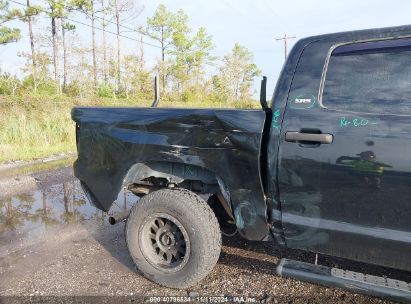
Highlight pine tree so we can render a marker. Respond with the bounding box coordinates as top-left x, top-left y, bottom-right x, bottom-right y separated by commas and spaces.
0, 0, 22, 45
